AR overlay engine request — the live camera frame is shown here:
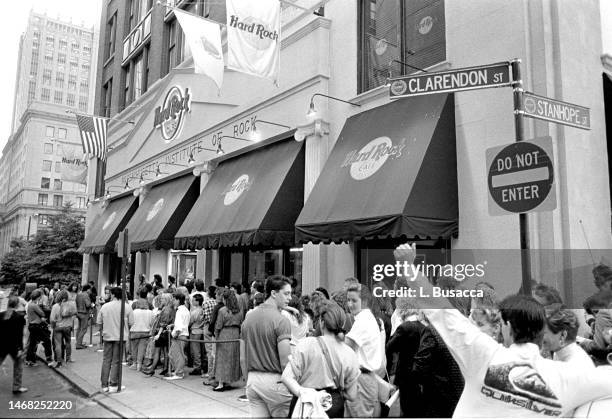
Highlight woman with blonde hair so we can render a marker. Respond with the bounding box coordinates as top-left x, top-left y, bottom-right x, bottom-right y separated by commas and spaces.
142, 293, 174, 376
282, 302, 360, 418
